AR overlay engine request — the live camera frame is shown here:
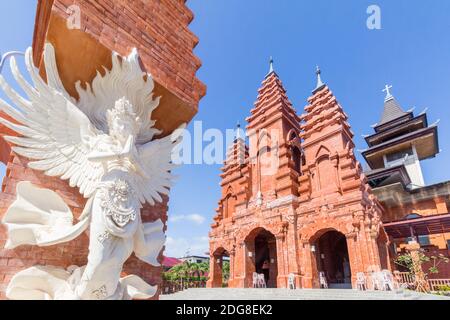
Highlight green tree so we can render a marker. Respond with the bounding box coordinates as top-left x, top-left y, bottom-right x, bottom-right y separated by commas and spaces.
163, 260, 210, 282
395, 250, 449, 292
222, 261, 230, 287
